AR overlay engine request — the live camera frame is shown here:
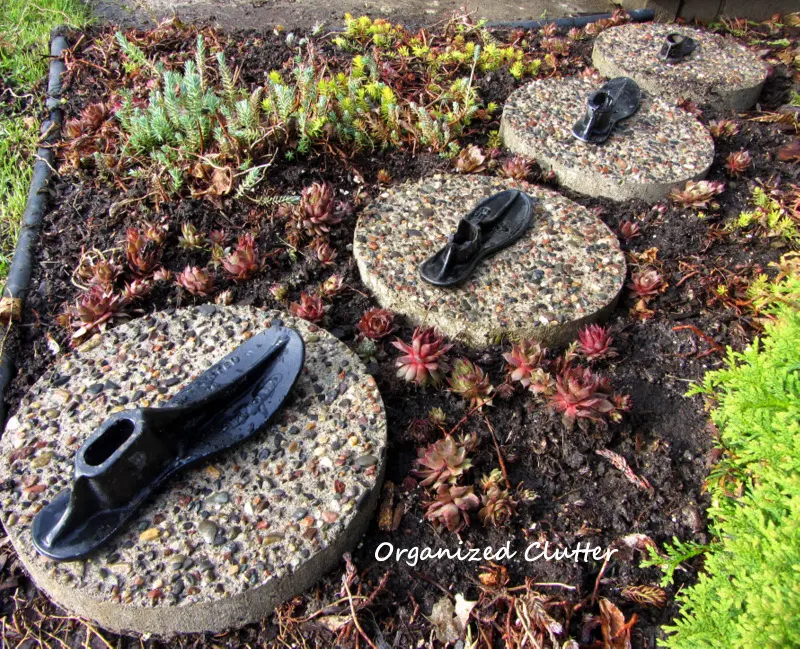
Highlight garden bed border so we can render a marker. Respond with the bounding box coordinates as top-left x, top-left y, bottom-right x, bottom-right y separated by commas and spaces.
0, 31, 67, 426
